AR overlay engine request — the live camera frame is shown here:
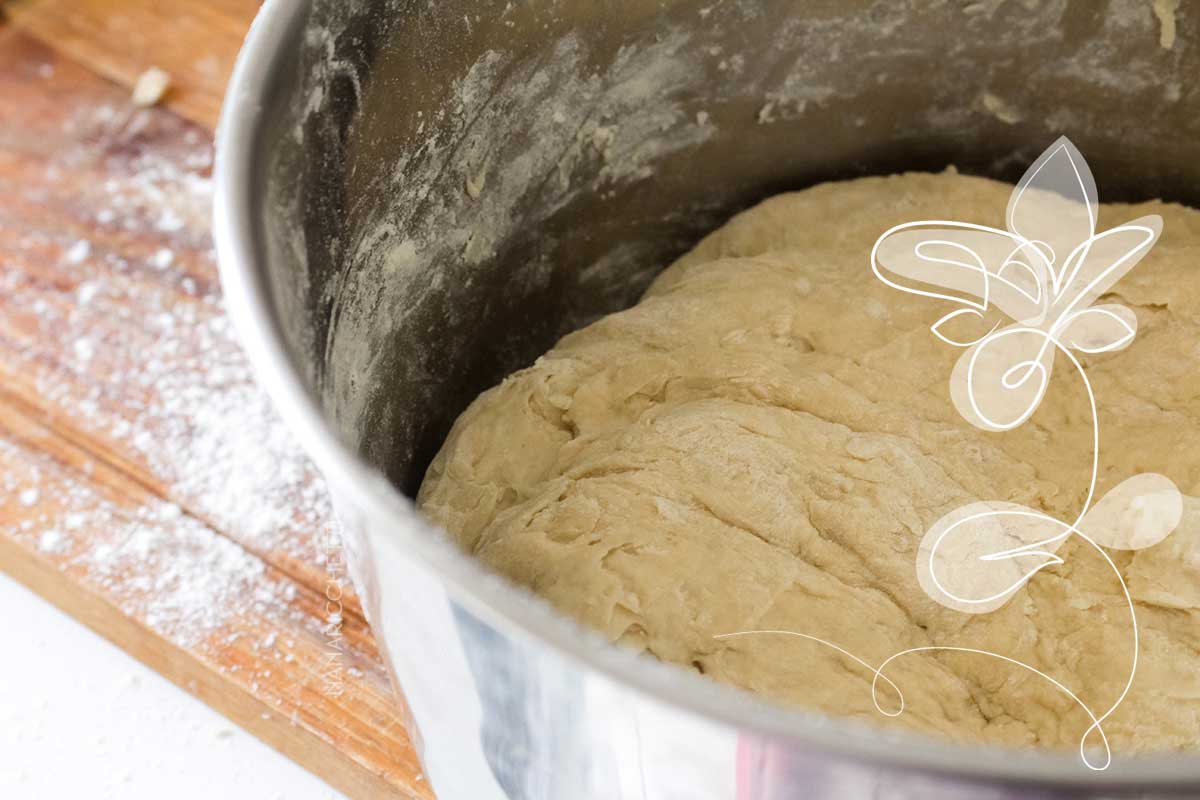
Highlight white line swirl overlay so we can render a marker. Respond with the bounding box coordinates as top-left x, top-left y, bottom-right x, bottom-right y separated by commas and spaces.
717, 138, 1183, 770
